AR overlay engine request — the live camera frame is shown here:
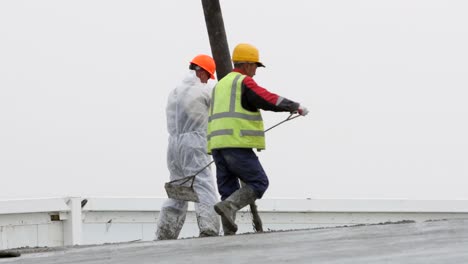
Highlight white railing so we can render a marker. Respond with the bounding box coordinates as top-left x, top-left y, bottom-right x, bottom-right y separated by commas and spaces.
1, 197, 468, 250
